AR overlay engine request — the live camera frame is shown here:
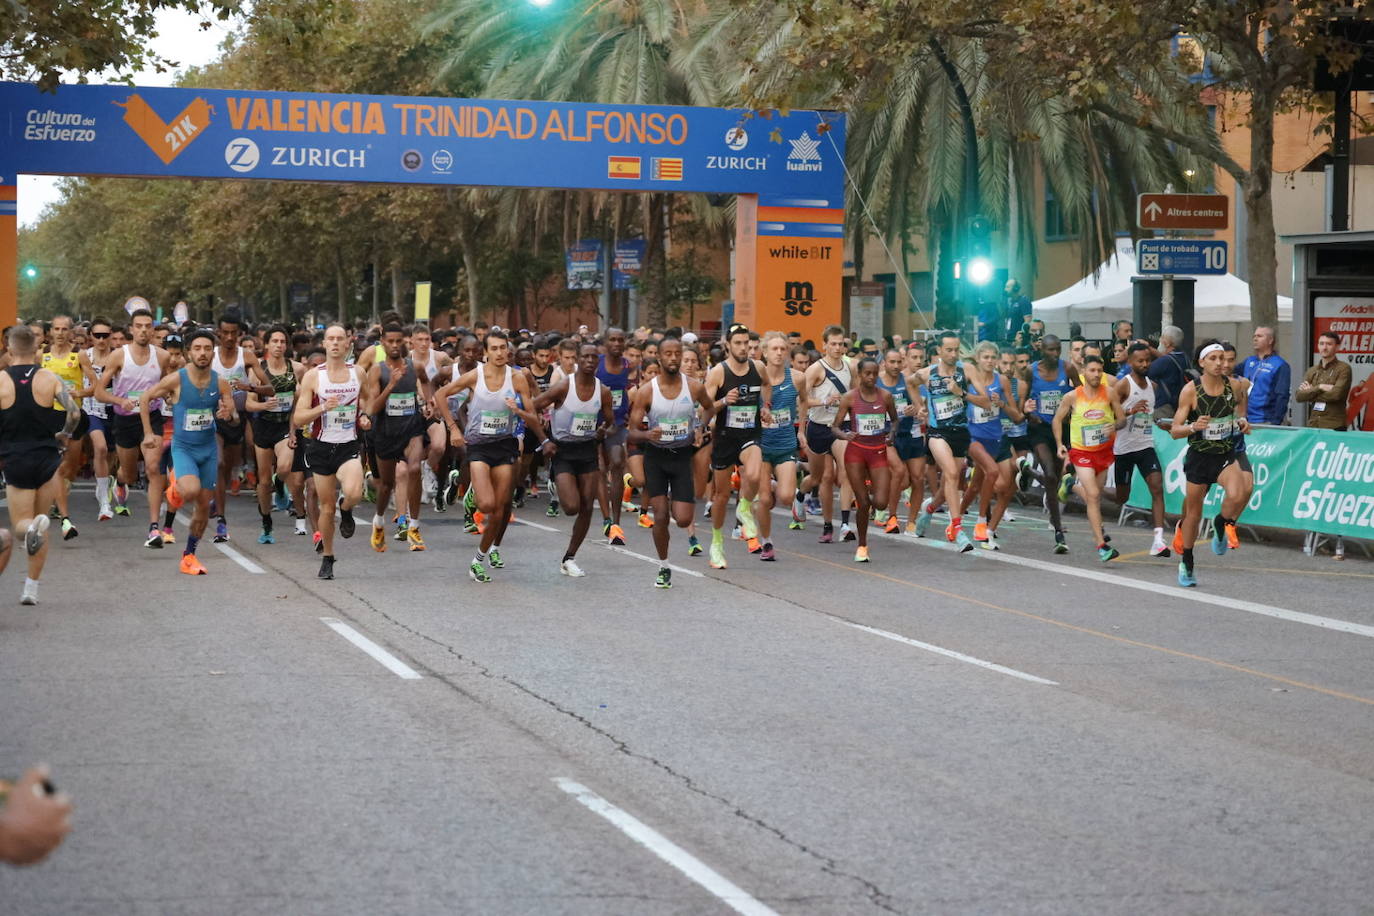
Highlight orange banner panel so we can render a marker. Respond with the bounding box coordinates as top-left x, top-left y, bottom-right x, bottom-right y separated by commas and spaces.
753, 234, 842, 343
